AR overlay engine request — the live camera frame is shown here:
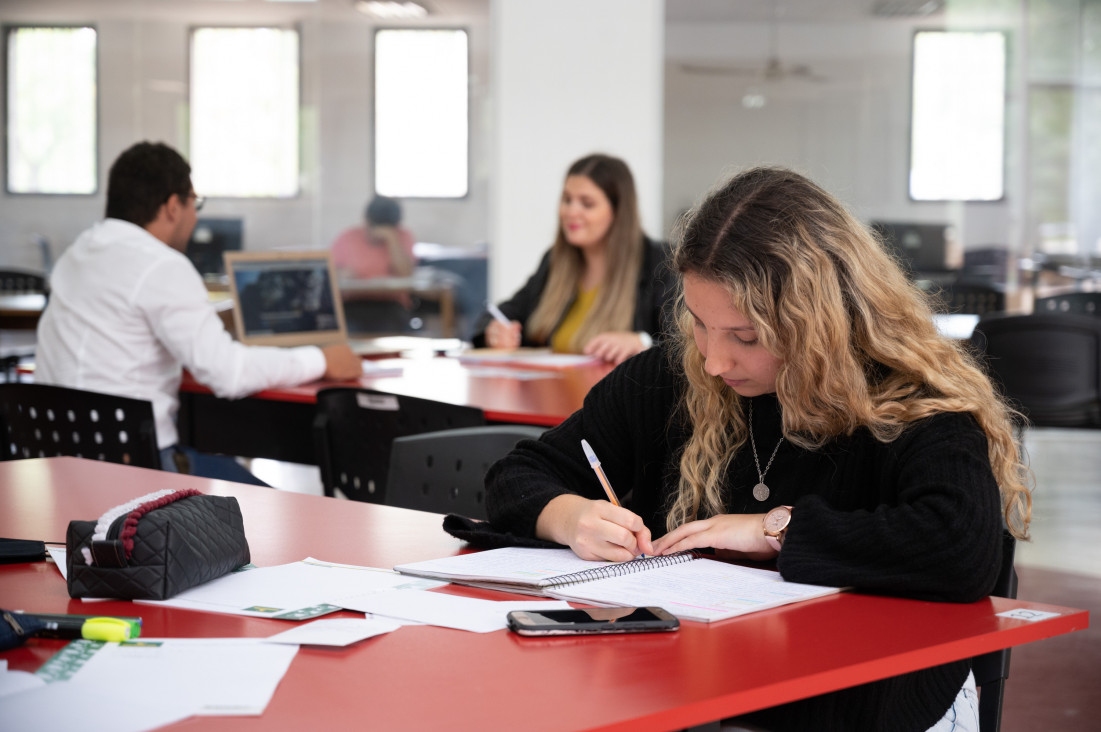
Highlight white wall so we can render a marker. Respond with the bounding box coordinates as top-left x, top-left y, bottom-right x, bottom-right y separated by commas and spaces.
663, 17, 1016, 250
0, 0, 491, 270
488, 0, 664, 300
